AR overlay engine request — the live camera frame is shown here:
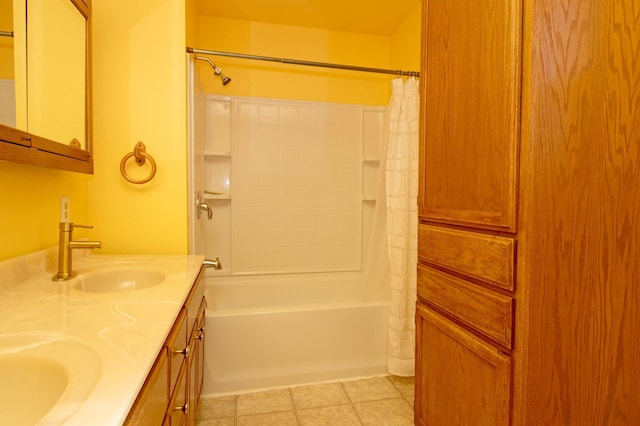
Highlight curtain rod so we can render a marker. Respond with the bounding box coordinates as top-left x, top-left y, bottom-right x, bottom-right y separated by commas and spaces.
0, 31, 13, 38
187, 47, 420, 78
